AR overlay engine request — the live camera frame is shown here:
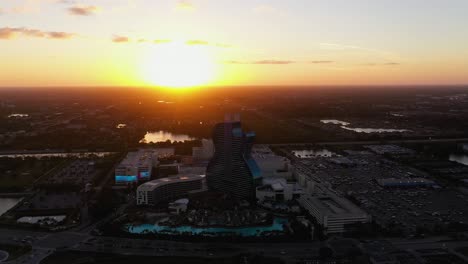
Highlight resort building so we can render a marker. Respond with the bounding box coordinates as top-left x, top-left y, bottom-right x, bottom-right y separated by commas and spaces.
252, 145, 294, 180
206, 115, 260, 200
256, 178, 303, 202
115, 149, 157, 184
299, 193, 370, 234
136, 174, 206, 206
